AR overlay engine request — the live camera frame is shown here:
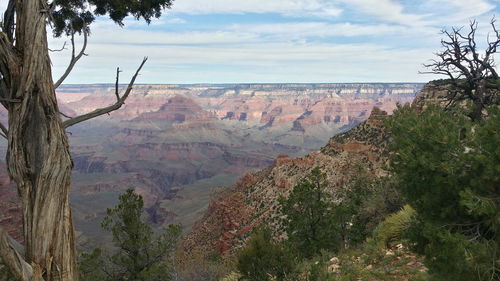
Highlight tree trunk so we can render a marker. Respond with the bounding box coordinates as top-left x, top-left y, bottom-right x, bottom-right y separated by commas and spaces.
469, 80, 486, 121
4, 0, 78, 280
